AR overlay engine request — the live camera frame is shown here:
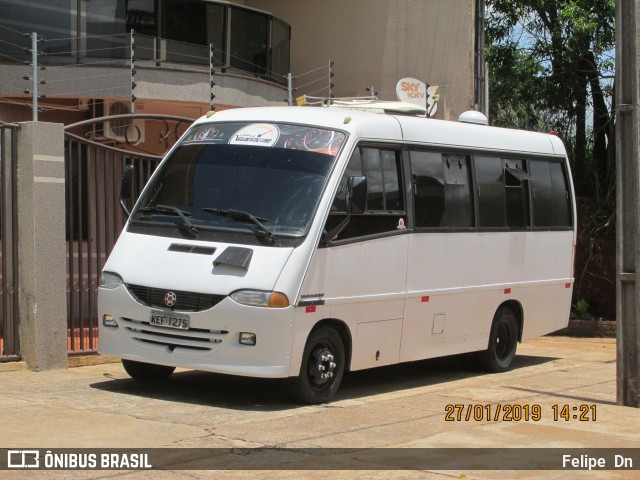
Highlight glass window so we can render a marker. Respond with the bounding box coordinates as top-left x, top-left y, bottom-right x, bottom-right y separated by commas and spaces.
529, 160, 554, 227
133, 122, 344, 240
550, 162, 572, 227
410, 150, 445, 228
161, 0, 208, 65
163, 0, 206, 45
410, 151, 473, 229
503, 158, 529, 228
207, 4, 226, 65
84, 0, 155, 59
444, 154, 474, 227
324, 146, 405, 241
271, 18, 290, 78
0, 0, 74, 59
230, 7, 268, 75
475, 156, 506, 227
